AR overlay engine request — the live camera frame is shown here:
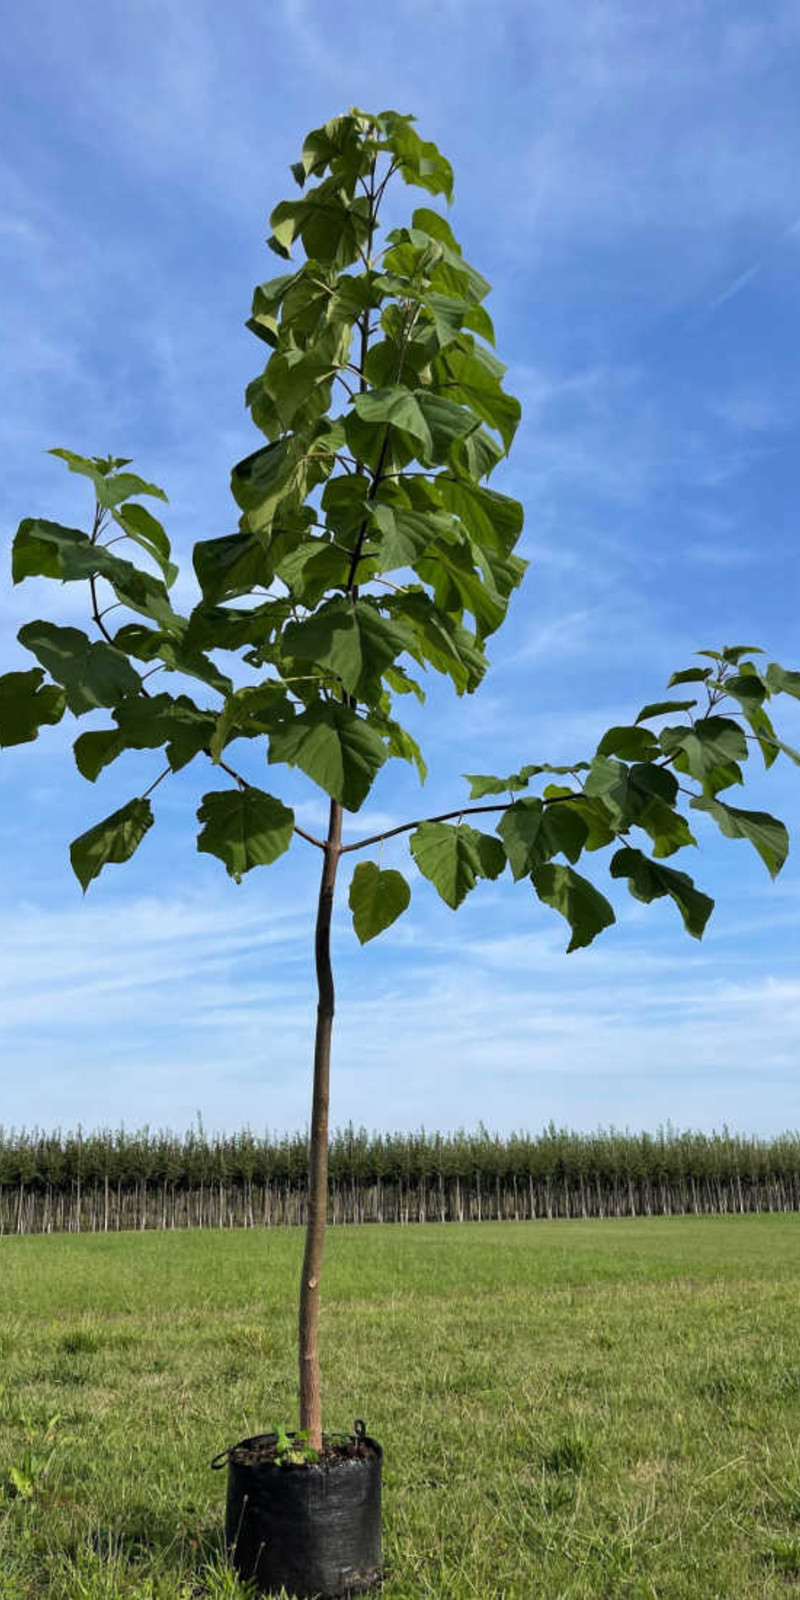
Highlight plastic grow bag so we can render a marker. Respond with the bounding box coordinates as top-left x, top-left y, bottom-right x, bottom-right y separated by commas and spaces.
212, 1422, 382, 1598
